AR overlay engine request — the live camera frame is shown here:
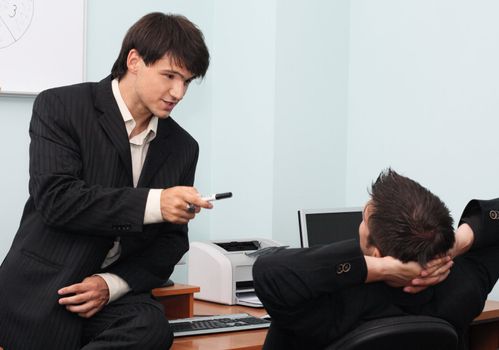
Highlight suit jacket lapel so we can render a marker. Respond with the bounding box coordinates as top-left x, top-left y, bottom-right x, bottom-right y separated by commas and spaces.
94, 76, 133, 185
138, 118, 173, 187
